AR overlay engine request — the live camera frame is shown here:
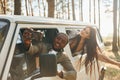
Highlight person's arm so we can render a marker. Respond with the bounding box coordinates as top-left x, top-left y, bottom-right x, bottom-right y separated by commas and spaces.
69, 35, 85, 53
27, 44, 40, 55
57, 53, 77, 80
22, 29, 40, 55
97, 48, 120, 68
